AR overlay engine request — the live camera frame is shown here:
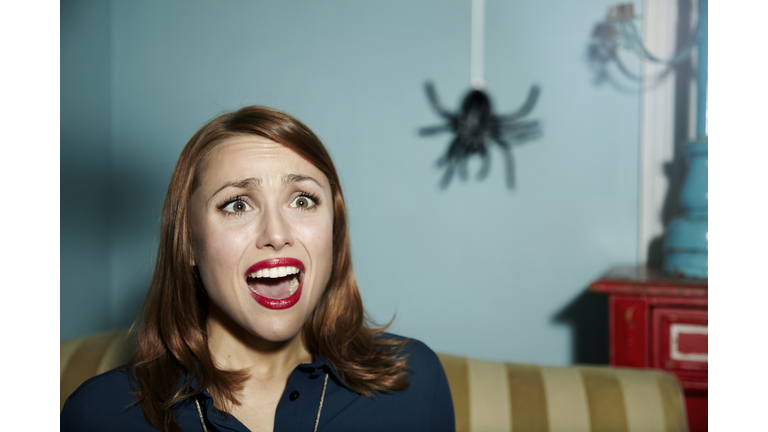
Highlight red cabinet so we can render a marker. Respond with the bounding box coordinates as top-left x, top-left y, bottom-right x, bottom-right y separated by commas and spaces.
590, 266, 707, 432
